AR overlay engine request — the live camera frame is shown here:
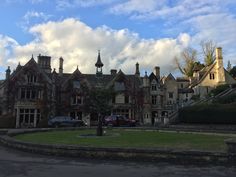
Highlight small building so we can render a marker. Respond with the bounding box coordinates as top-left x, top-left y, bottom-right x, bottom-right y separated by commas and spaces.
190, 47, 236, 98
